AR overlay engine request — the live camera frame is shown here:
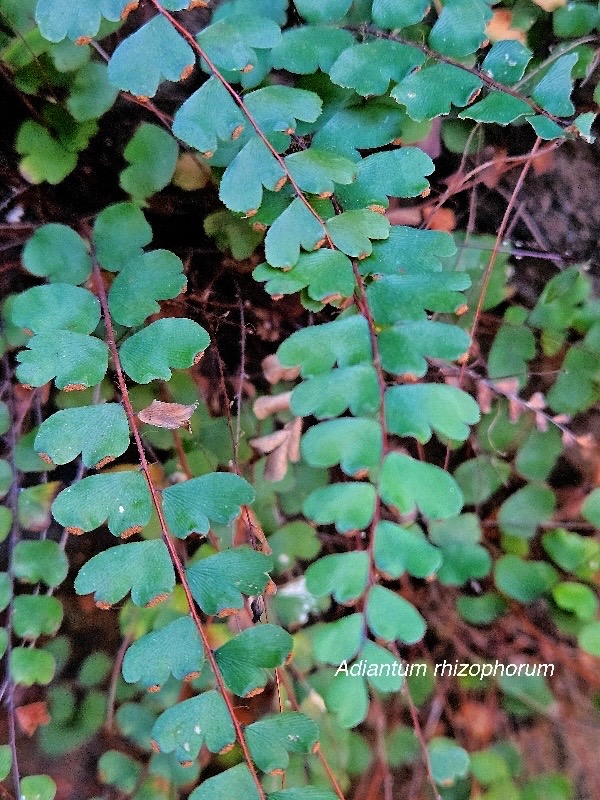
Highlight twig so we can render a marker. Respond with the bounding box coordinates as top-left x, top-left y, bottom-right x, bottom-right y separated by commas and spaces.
355, 26, 594, 130
147, 0, 334, 245
443, 136, 544, 469
91, 260, 267, 800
